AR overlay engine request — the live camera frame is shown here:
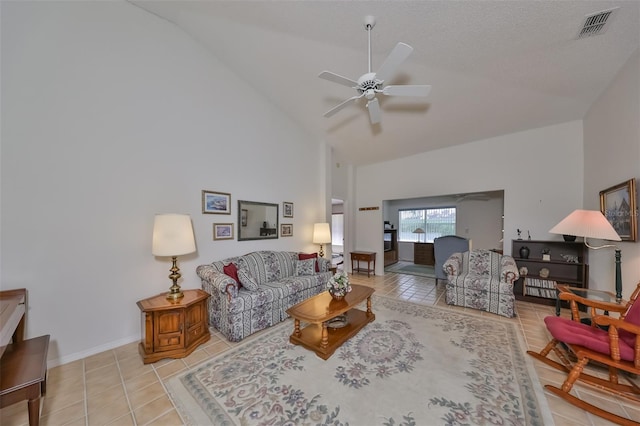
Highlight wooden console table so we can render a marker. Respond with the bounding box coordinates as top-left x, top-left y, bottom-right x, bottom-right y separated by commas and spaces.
351, 251, 376, 277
